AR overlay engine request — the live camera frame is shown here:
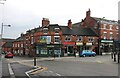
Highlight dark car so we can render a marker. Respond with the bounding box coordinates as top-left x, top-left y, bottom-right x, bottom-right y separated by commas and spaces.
5, 52, 14, 58
80, 50, 96, 57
